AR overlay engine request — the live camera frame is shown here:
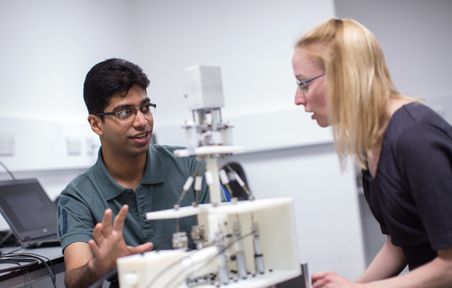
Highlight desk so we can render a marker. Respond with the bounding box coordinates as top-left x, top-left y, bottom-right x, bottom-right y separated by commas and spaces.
0, 246, 64, 288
